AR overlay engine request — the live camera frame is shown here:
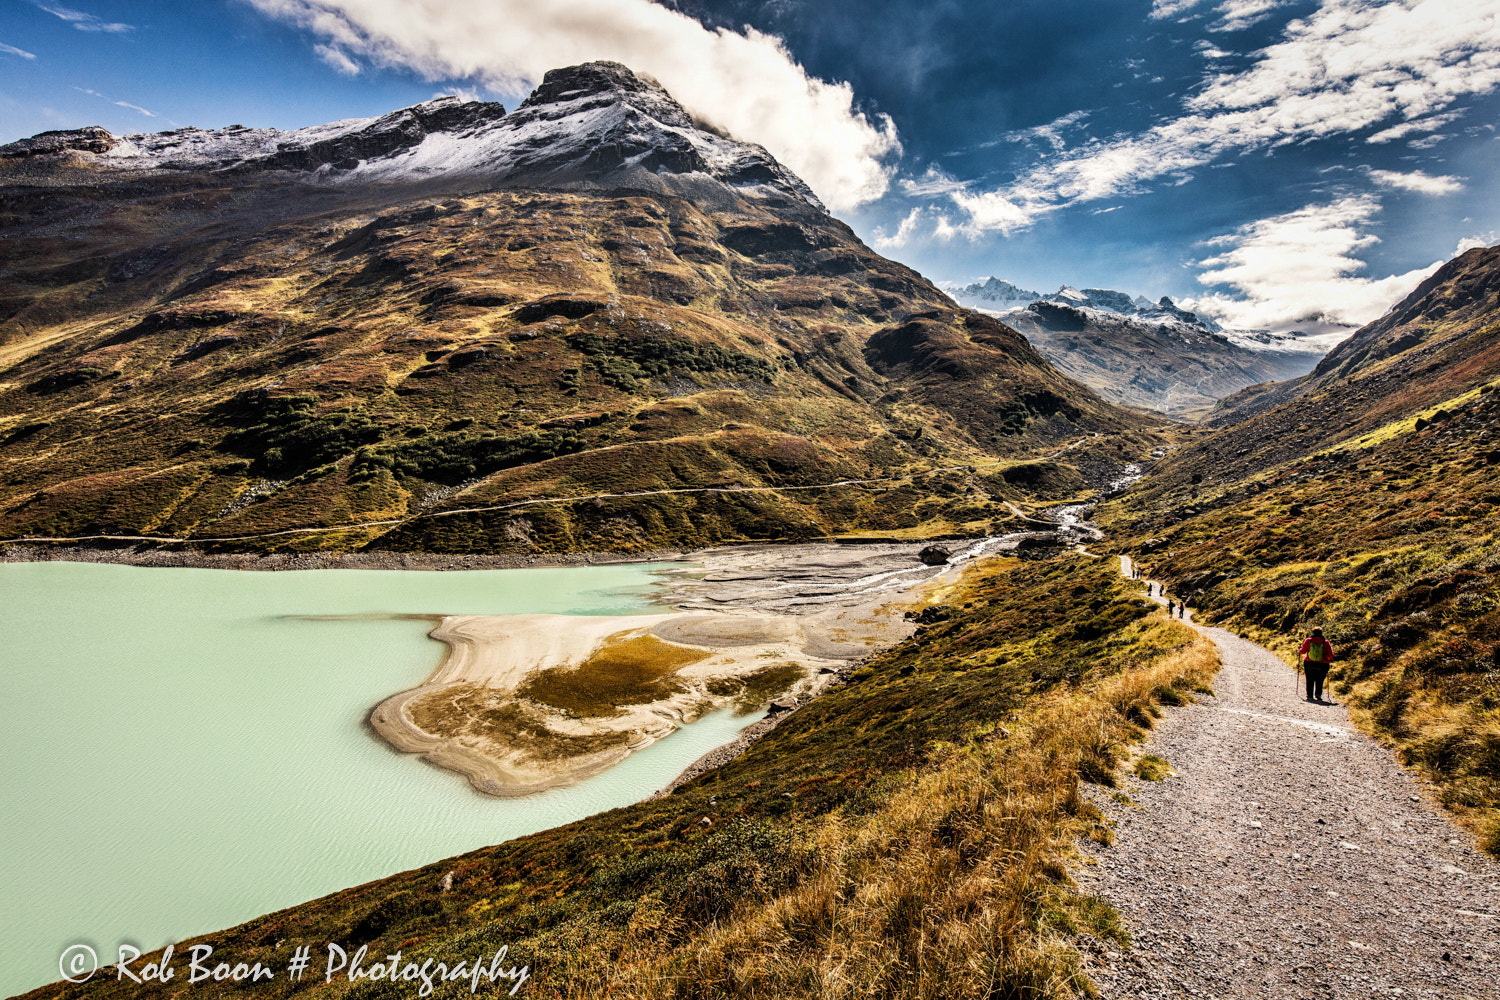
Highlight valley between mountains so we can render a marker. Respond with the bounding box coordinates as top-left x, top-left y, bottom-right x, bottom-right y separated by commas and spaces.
7, 59, 1500, 1000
